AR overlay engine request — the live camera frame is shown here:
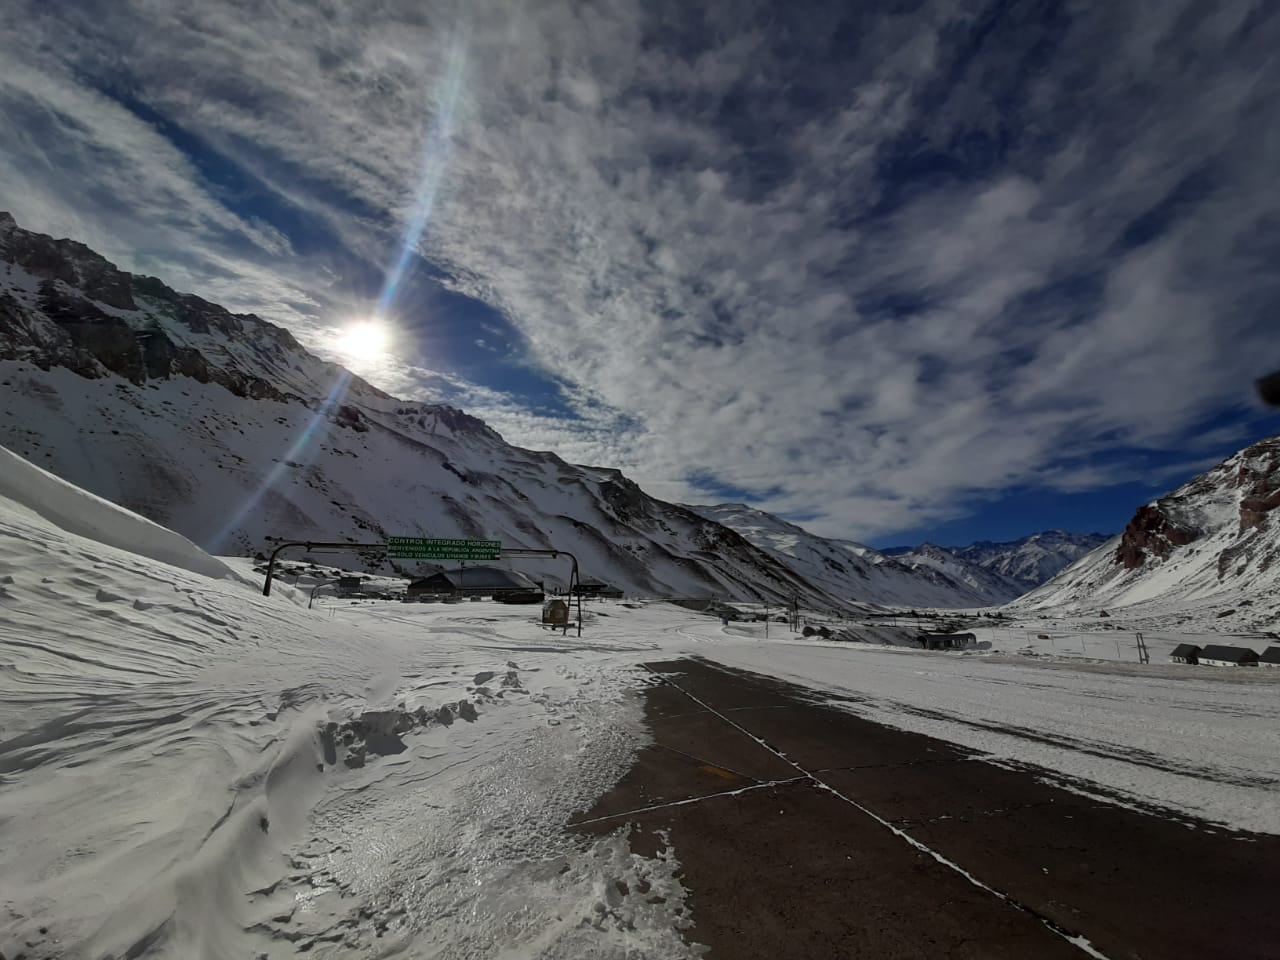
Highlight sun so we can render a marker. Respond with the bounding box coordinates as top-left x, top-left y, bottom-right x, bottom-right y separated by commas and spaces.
335, 319, 390, 362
